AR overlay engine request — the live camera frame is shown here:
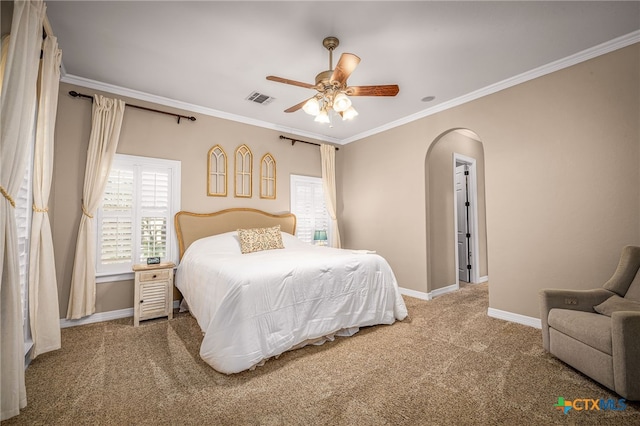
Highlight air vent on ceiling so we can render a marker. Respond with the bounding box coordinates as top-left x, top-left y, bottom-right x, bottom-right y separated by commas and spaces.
246, 91, 275, 105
